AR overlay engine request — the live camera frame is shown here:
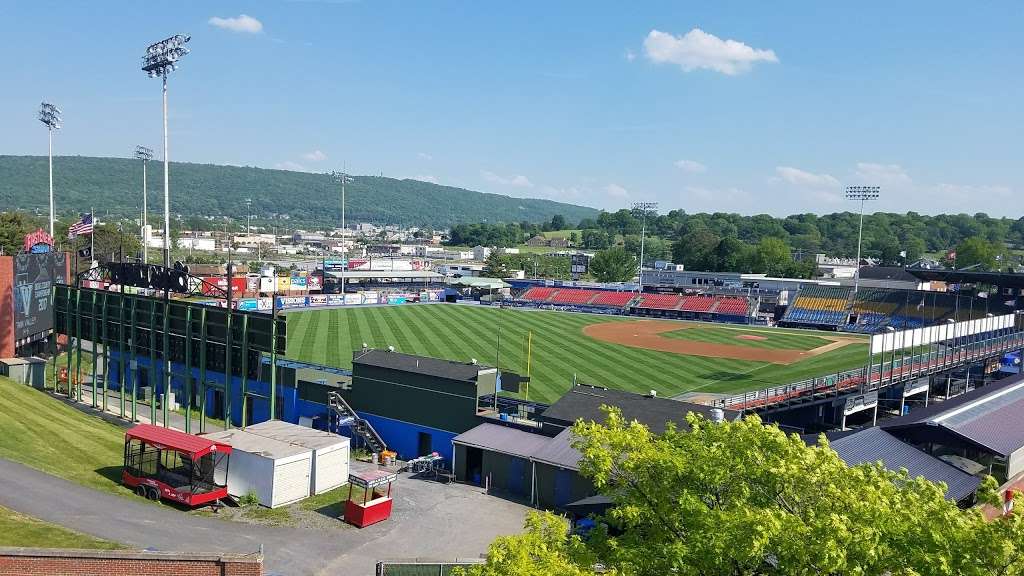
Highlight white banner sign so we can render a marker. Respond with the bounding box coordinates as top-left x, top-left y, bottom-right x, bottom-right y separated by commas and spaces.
871, 313, 1015, 354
